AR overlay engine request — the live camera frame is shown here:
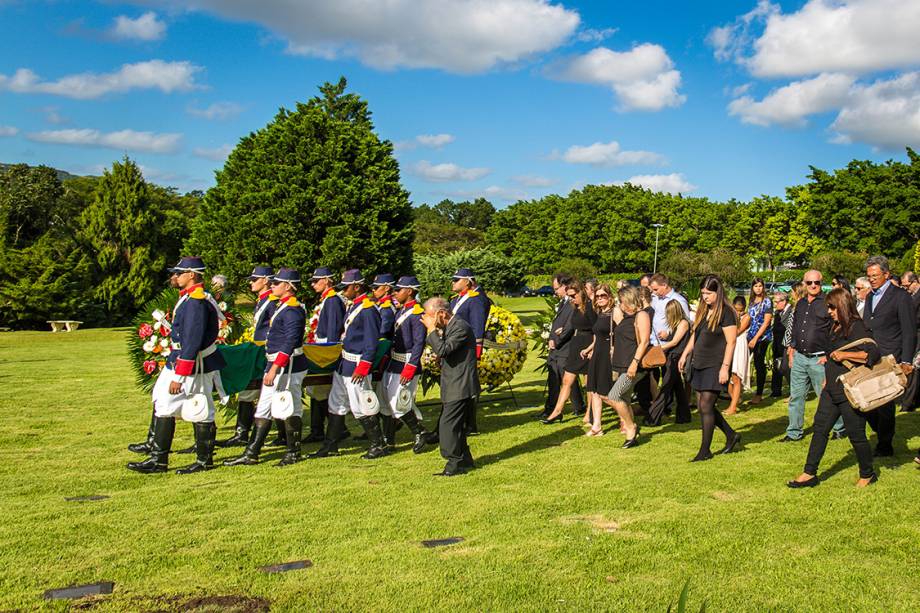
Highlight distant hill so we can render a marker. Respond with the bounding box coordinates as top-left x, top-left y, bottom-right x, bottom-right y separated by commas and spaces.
0, 163, 85, 182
